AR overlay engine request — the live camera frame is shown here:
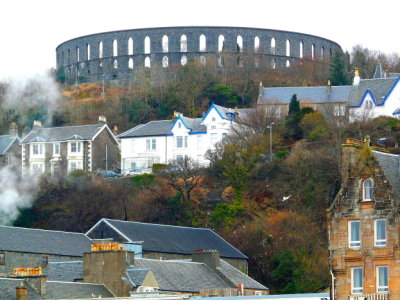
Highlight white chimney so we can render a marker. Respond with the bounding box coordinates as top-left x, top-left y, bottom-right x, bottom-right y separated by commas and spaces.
353, 68, 360, 86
